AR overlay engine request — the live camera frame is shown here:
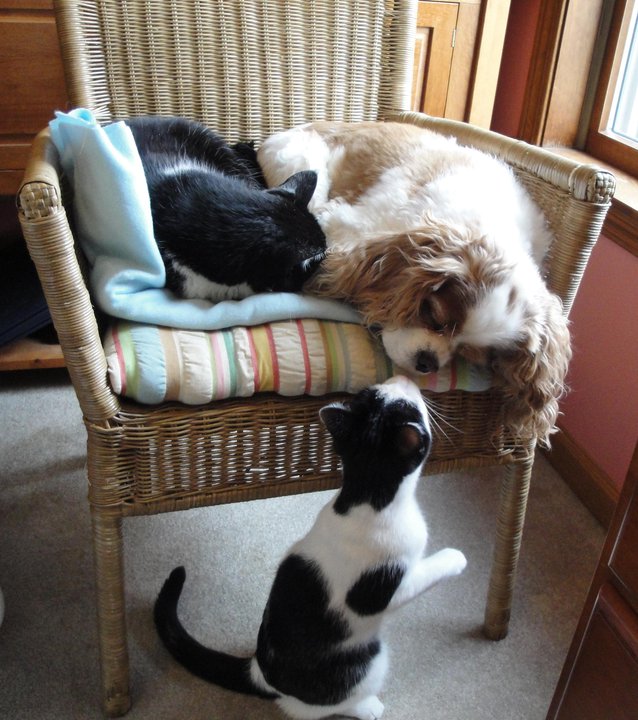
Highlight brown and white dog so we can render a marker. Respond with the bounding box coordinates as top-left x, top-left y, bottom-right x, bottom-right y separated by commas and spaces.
258, 121, 571, 445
